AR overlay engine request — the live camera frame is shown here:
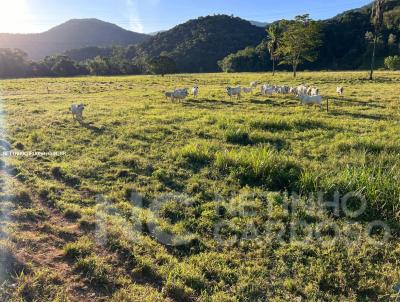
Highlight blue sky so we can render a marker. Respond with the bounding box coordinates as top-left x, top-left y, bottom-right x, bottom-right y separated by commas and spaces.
1, 0, 371, 34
